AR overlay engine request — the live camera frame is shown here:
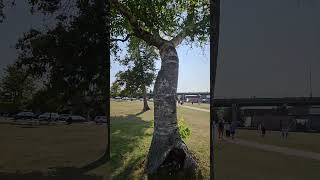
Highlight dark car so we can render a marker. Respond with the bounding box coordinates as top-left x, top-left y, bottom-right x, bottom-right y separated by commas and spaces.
59, 114, 71, 121
67, 115, 87, 123
94, 116, 107, 124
